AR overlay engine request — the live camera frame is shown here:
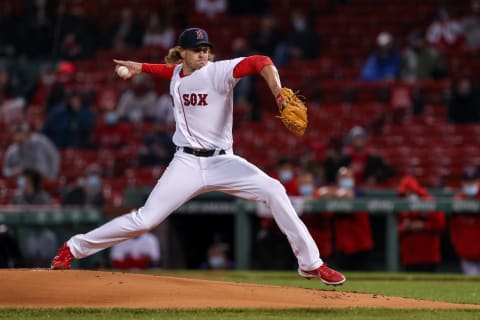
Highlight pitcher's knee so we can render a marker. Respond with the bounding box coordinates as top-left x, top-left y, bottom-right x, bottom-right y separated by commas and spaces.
129, 207, 160, 232
260, 178, 287, 202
